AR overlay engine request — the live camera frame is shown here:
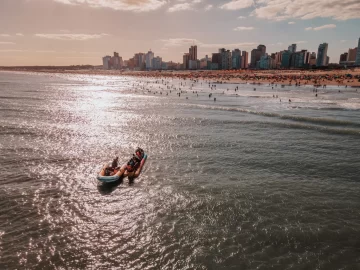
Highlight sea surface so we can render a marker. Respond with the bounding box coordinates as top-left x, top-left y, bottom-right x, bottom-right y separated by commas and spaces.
0, 71, 360, 270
